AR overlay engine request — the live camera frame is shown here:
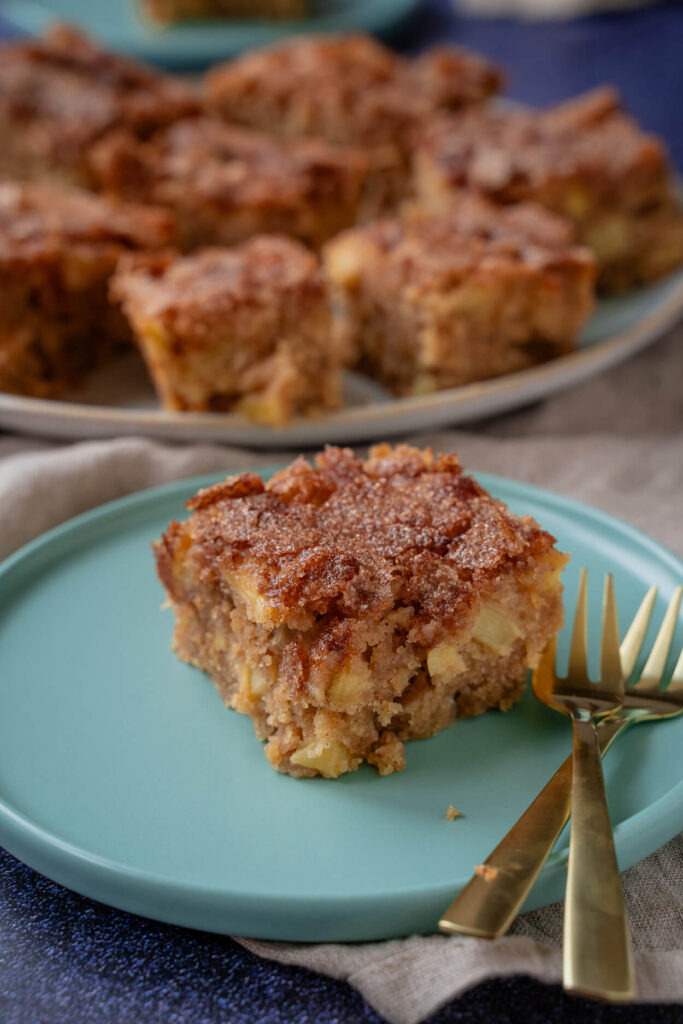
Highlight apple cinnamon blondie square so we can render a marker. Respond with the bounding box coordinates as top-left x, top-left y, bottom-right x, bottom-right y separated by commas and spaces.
92, 118, 368, 251
323, 195, 596, 393
154, 446, 568, 778
0, 181, 176, 399
414, 88, 683, 291
204, 33, 503, 214
0, 25, 199, 189
111, 237, 340, 424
